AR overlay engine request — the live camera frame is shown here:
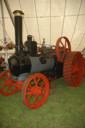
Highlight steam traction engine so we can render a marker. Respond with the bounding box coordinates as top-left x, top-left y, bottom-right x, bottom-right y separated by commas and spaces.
0, 10, 84, 109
